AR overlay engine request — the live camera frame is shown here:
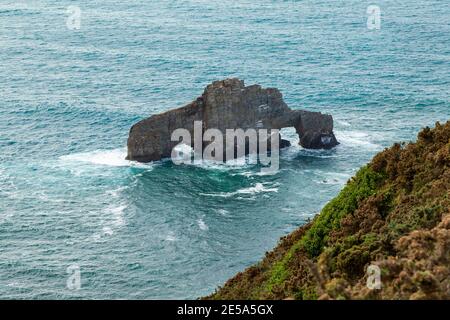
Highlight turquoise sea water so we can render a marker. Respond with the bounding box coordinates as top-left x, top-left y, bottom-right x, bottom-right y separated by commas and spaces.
0, 0, 449, 299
